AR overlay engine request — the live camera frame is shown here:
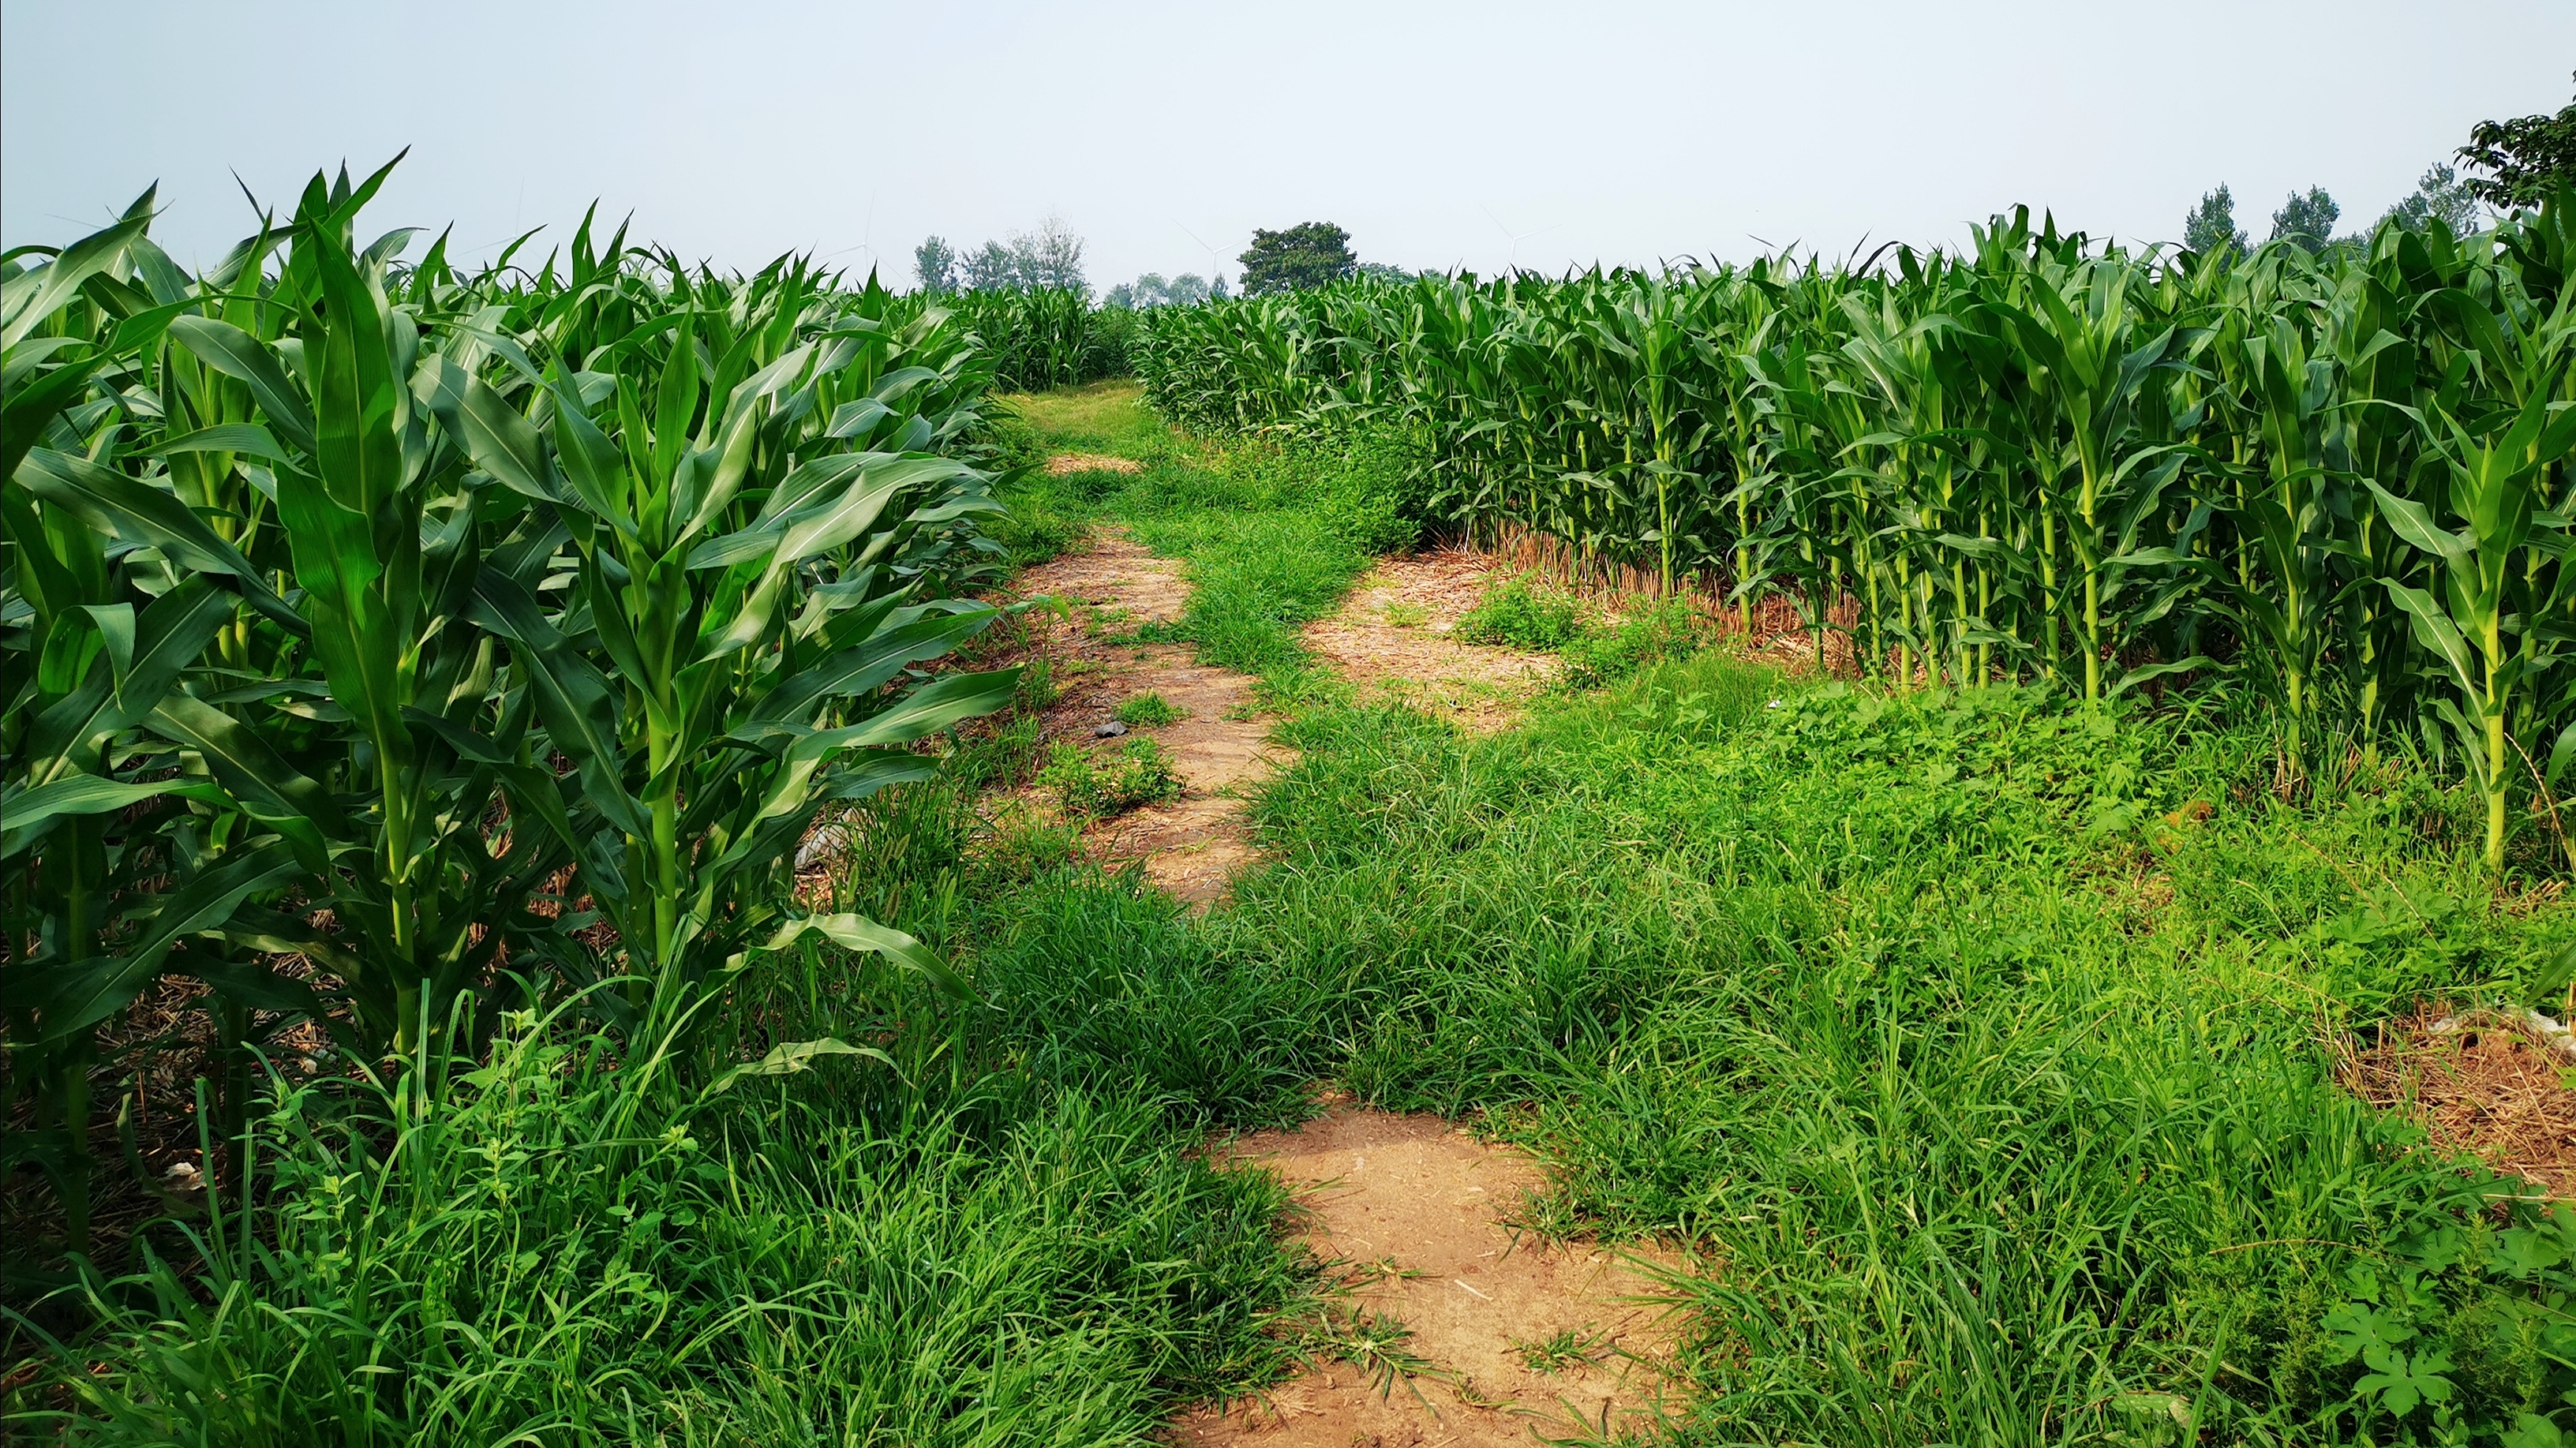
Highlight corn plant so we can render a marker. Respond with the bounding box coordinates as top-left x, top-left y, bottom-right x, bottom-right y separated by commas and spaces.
1134, 188, 2576, 871
1, 160, 1018, 1257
